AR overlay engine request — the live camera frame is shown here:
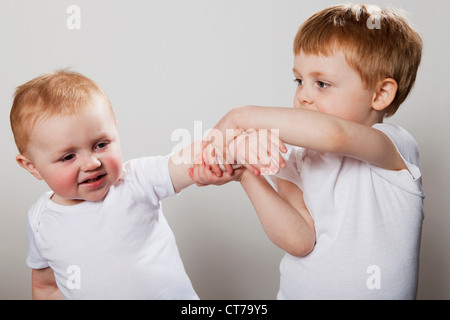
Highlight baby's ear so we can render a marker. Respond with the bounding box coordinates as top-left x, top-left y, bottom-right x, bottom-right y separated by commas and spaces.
16, 154, 43, 180
372, 78, 398, 112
